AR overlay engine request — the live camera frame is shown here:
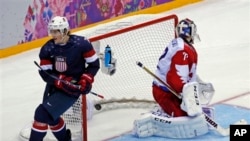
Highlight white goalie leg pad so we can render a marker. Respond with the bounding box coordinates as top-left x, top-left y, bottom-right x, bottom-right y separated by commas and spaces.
133, 113, 155, 137
133, 113, 209, 138
180, 82, 202, 116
